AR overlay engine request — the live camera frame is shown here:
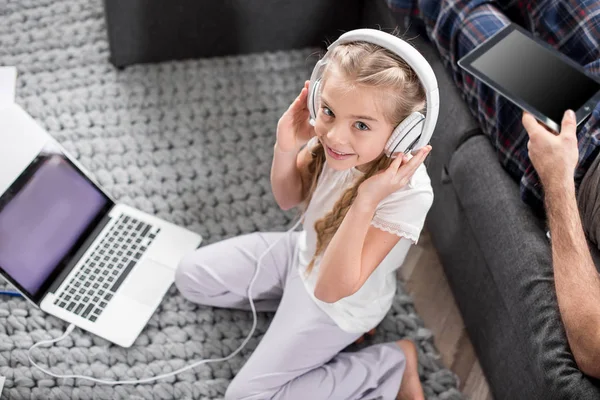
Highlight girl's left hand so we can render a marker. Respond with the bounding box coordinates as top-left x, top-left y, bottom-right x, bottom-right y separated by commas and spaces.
357, 145, 432, 208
